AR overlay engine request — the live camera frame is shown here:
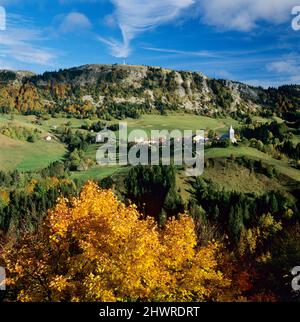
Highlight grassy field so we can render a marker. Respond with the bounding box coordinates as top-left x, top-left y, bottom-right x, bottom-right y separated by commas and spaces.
0, 134, 66, 172
205, 146, 300, 182
40, 117, 87, 131
0, 115, 70, 171
252, 115, 284, 124
71, 166, 129, 181
175, 160, 284, 204
0, 114, 48, 135
0, 113, 242, 140
122, 114, 240, 136
0, 114, 88, 133
0, 113, 299, 185
202, 160, 283, 194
